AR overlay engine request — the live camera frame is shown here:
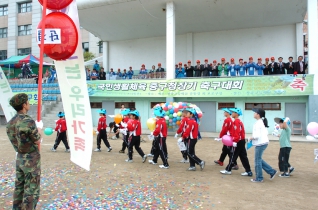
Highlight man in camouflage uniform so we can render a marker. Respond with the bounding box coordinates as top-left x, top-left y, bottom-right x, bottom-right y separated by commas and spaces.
6, 93, 42, 210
